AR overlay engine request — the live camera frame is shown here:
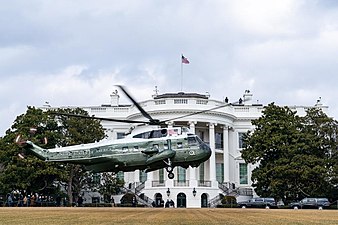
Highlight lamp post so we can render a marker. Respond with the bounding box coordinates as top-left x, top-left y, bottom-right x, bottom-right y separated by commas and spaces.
192, 188, 196, 197
167, 188, 170, 197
